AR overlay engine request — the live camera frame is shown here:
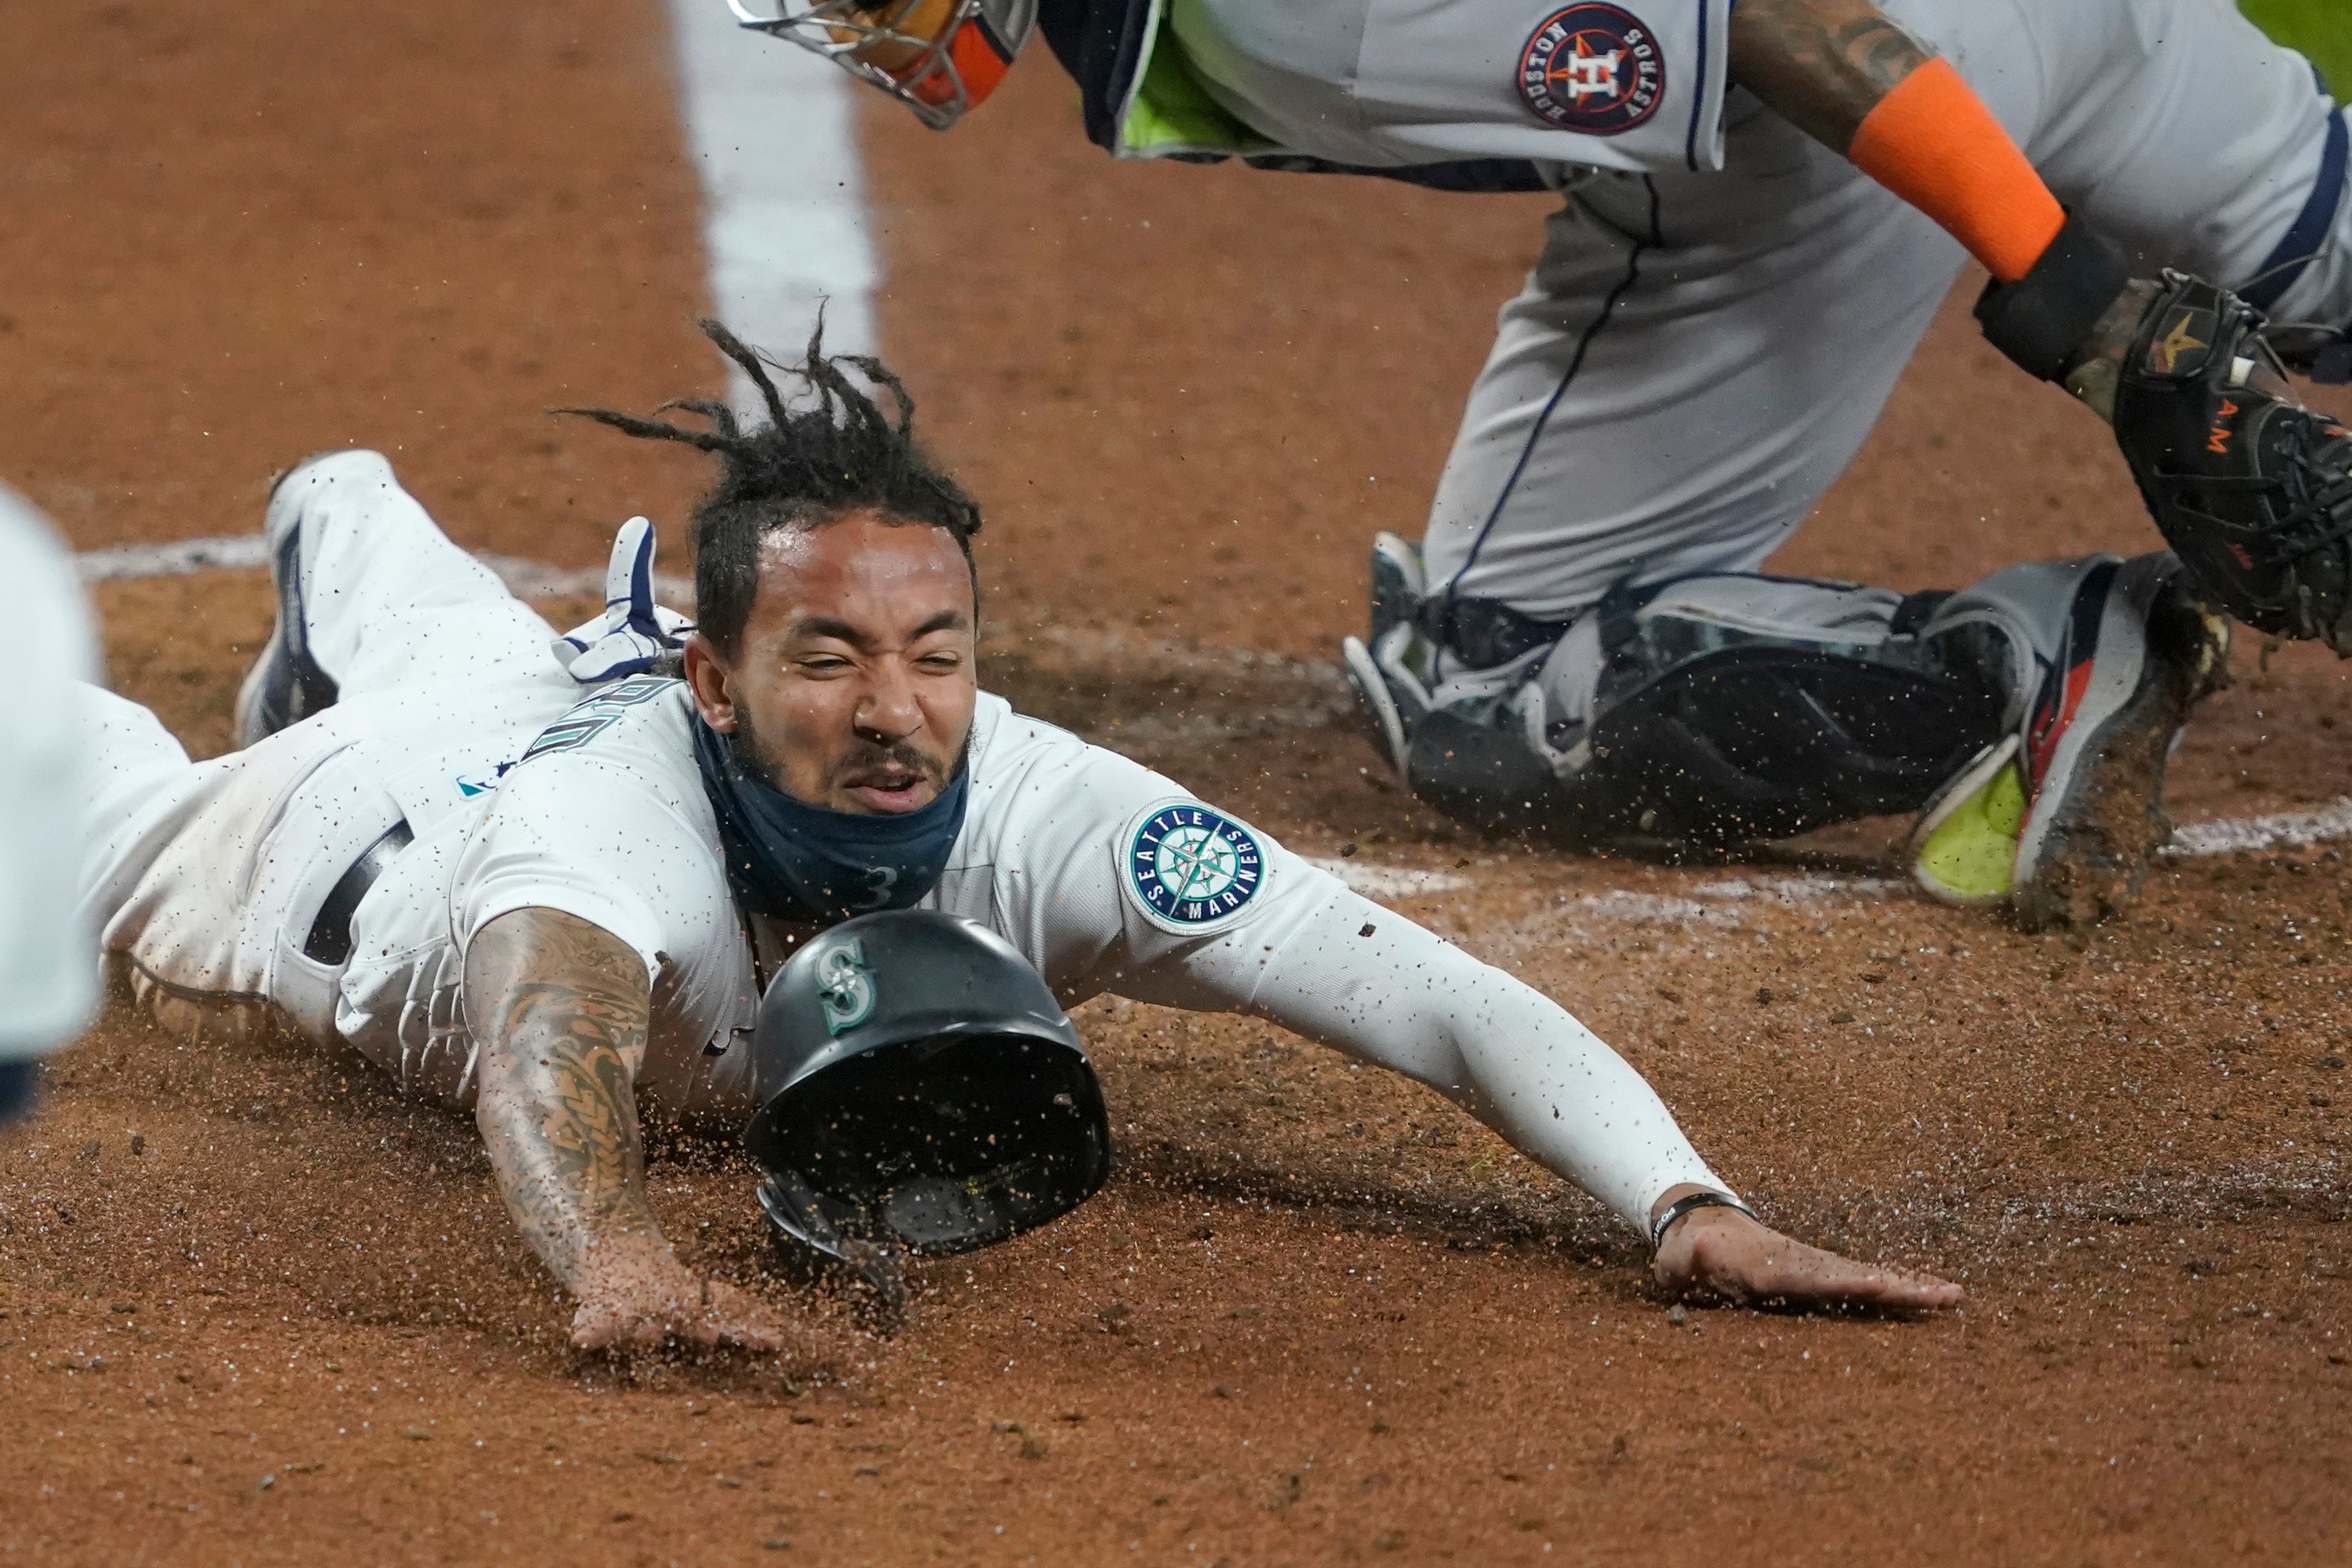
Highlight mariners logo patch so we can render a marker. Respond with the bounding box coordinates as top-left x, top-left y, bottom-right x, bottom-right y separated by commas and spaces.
1518, 4, 1665, 136
1121, 802, 1267, 934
